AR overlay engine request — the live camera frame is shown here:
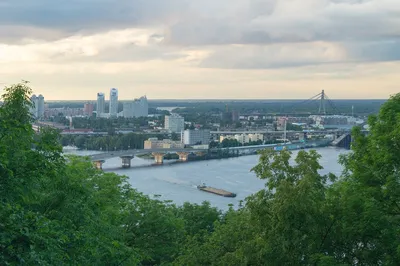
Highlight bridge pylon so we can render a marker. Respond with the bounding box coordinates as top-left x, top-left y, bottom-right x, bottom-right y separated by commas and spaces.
120, 155, 134, 168
152, 152, 165, 164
